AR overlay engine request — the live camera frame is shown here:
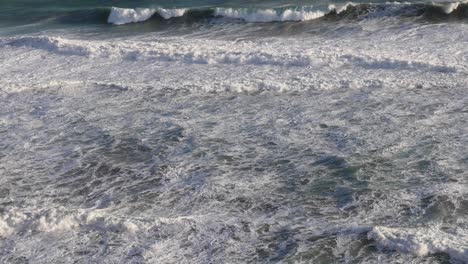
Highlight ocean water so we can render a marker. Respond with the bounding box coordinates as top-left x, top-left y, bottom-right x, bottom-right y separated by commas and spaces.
0, 0, 468, 263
